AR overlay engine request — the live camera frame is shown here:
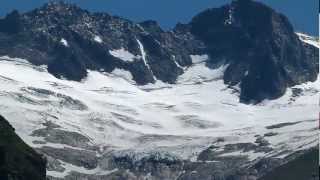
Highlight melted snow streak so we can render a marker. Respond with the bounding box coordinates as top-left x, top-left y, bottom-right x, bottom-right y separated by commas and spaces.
0, 44, 318, 177
136, 39, 156, 80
